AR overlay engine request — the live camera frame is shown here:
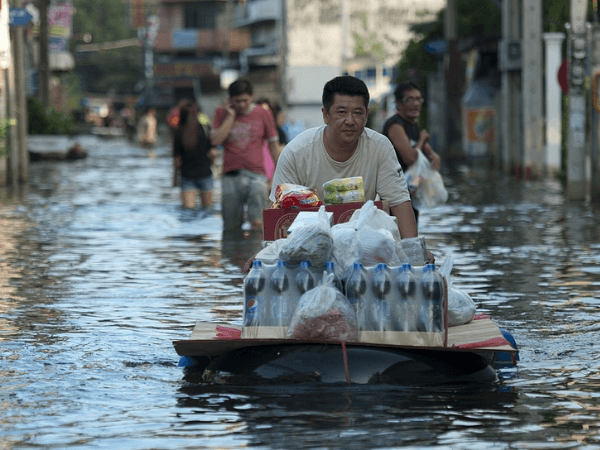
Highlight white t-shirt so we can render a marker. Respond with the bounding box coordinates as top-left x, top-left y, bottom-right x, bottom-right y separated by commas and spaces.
269, 126, 411, 207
